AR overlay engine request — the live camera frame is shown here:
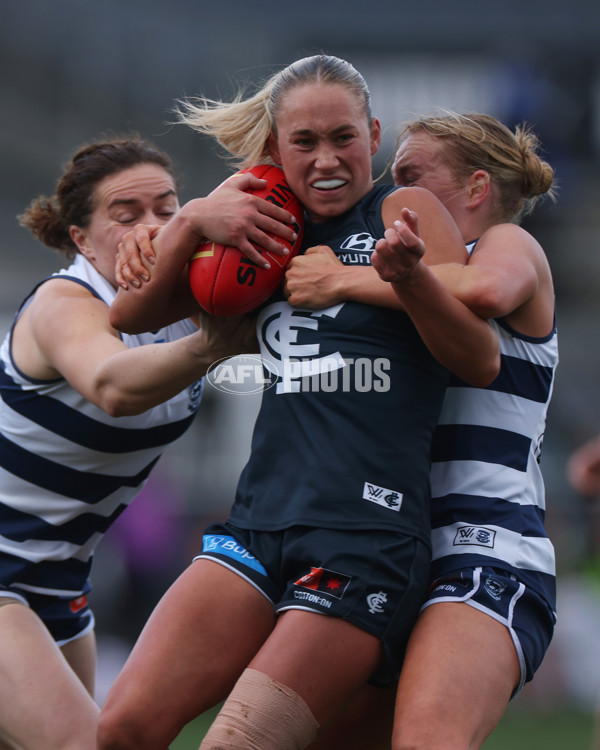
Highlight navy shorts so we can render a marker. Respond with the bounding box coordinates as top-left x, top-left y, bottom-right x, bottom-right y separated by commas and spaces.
422, 566, 556, 695
0, 587, 94, 646
195, 521, 431, 686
